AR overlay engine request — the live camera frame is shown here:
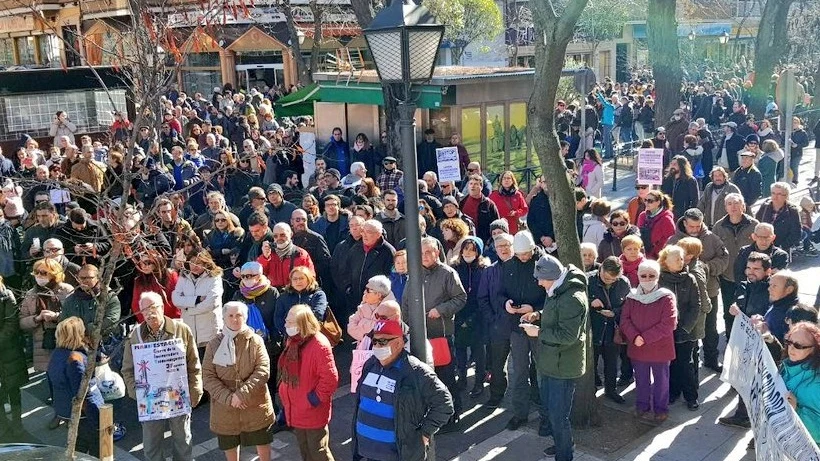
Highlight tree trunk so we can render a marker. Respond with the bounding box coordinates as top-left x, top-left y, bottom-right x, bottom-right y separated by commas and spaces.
749, 0, 794, 117
528, 0, 598, 428
647, 0, 680, 126
283, 1, 314, 86
309, 0, 323, 77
